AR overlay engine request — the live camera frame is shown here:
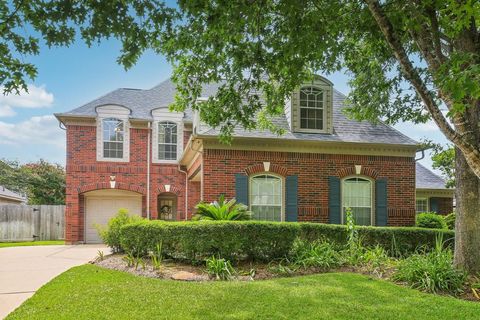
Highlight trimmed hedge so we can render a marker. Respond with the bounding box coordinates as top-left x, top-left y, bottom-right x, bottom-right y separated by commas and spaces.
119, 221, 454, 262
415, 212, 447, 229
